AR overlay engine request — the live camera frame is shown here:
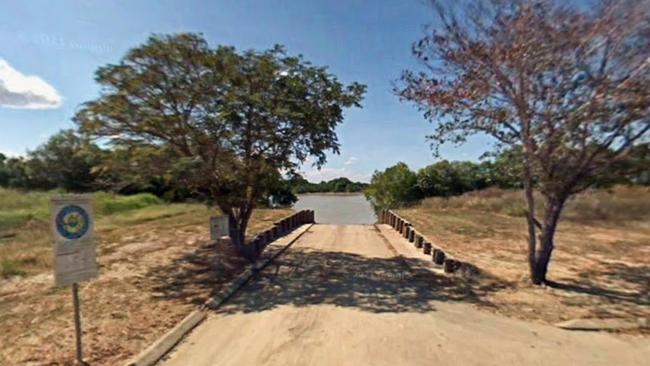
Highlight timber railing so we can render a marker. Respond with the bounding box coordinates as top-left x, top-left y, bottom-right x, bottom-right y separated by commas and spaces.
246, 210, 315, 257
378, 209, 465, 274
